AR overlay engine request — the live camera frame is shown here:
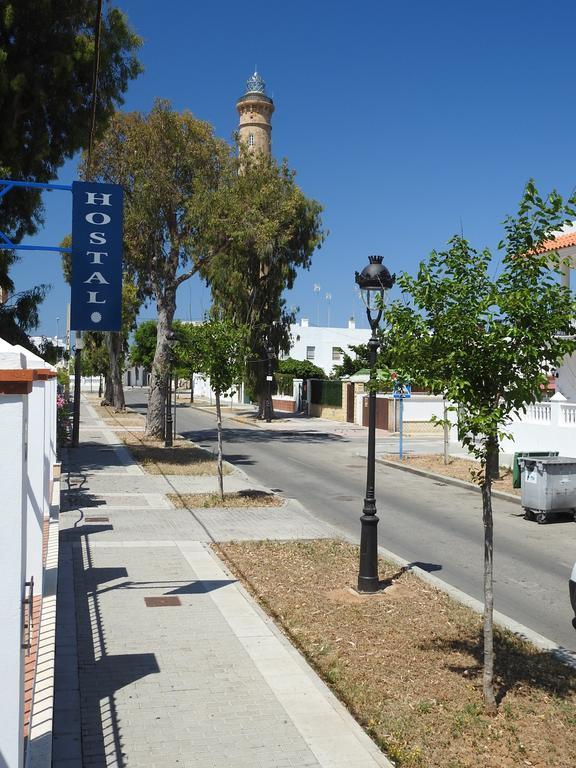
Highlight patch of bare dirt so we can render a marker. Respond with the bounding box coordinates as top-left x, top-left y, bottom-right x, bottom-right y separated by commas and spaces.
168, 490, 282, 508
383, 453, 520, 497
216, 539, 576, 768
120, 433, 229, 476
